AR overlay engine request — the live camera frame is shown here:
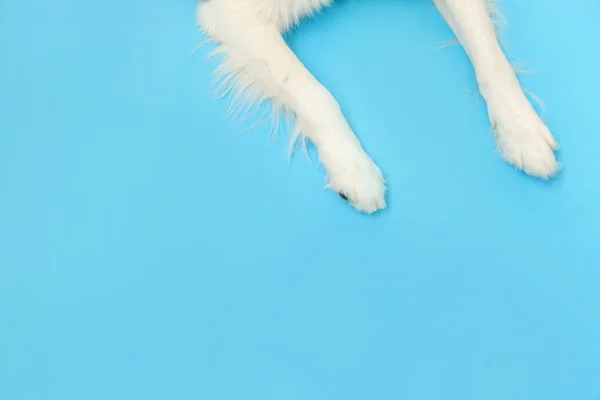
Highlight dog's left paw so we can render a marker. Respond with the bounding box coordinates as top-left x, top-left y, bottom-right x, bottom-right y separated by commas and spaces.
492, 107, 560, 179
319, 140, 386, 214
